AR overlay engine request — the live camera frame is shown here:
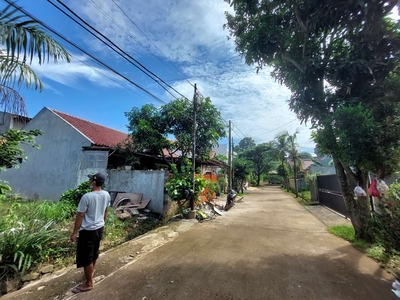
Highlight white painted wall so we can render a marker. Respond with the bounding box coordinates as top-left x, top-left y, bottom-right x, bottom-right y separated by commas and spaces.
104, 170, 168, 215
0, 108, 92, 200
